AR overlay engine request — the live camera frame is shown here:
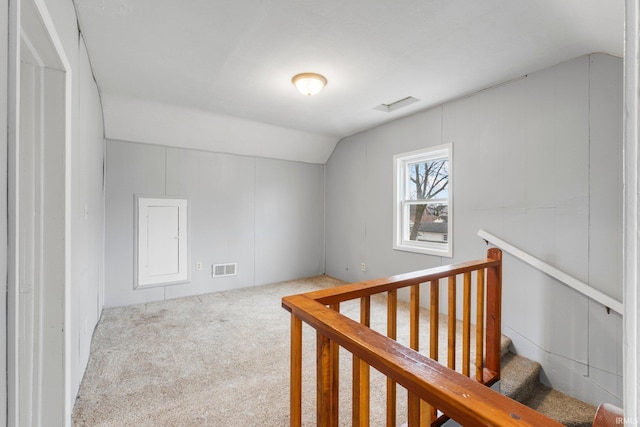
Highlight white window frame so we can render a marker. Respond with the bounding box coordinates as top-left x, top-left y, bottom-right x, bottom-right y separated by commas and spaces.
393, 143, 453, 257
